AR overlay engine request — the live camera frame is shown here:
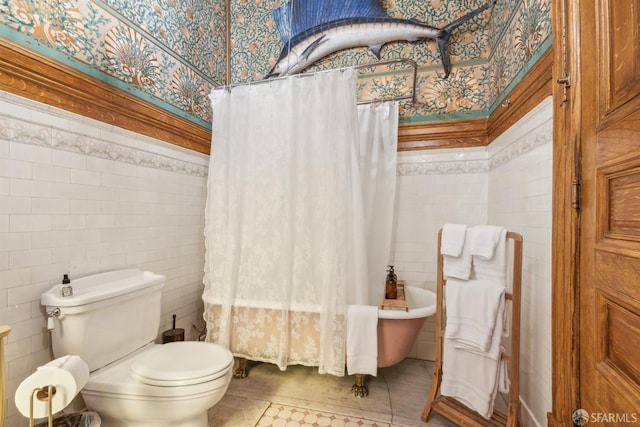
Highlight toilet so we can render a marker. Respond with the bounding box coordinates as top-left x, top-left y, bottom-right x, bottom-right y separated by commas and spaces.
41, 269, 233, 427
